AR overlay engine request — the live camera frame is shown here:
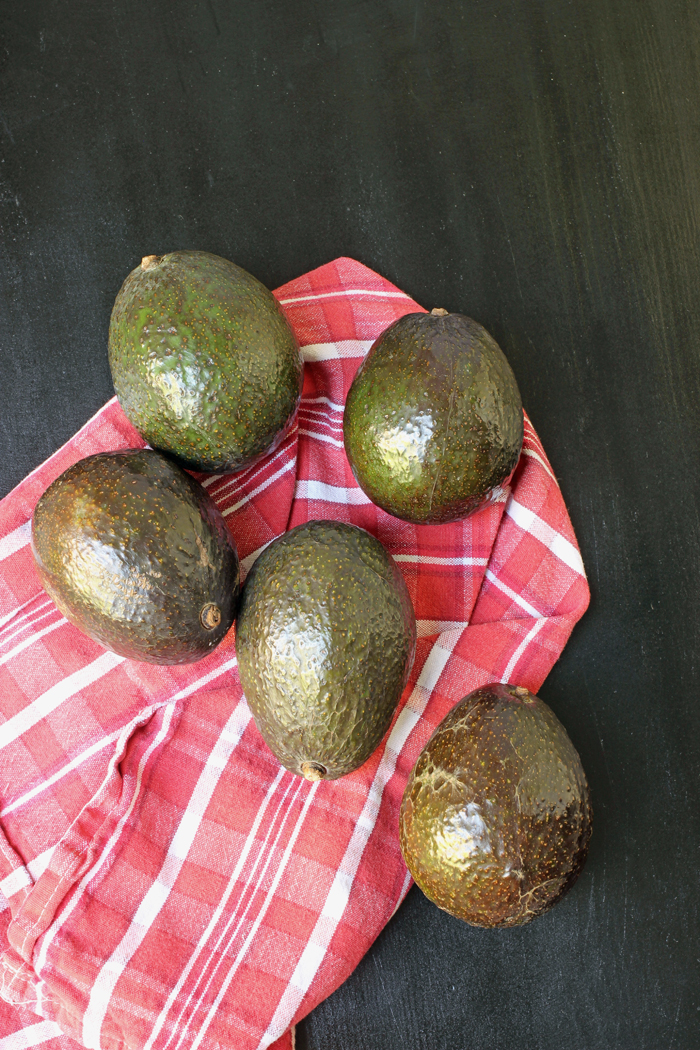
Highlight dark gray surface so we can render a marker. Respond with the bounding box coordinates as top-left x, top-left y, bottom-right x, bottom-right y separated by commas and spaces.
2, 1, 699, 1047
